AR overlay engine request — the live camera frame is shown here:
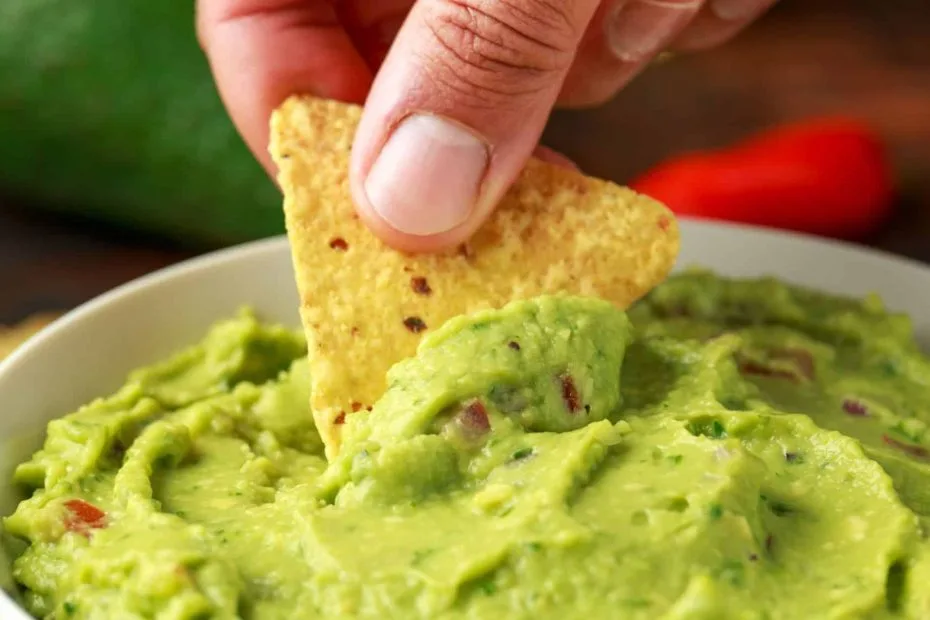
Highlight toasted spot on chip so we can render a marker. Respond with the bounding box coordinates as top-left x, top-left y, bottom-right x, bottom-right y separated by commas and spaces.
411, 276, 432, 296
269, 95, 679, 458
402, 316, 428, 333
